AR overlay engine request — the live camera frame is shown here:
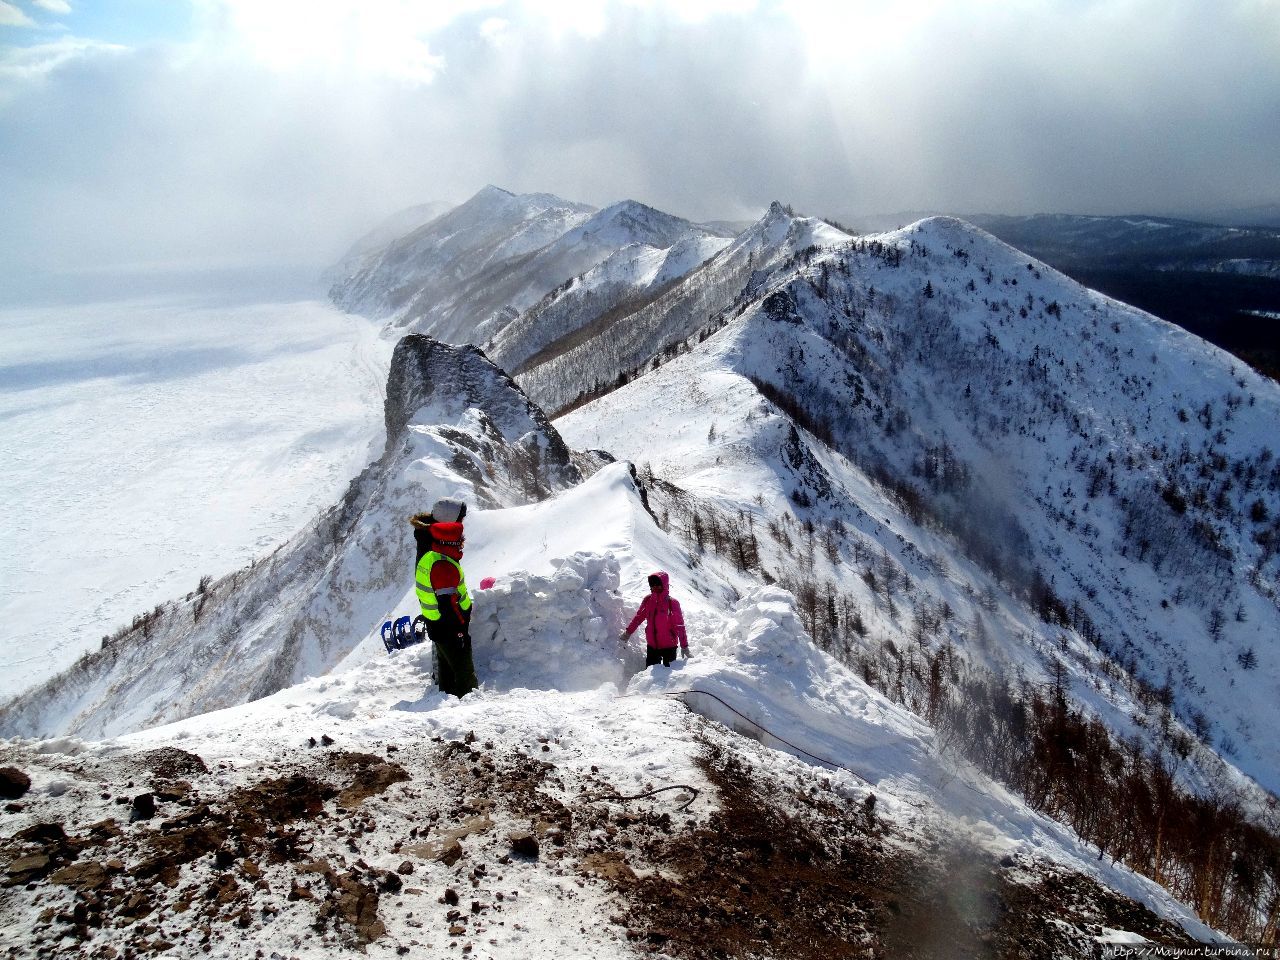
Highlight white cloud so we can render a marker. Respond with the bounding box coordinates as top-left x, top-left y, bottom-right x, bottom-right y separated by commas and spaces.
0, 37, 126, 87
204, 0, 503, 83
0, 0, 35, 27
0, 0, 1277, 284
32, 0, 73, 14
479, 16, 510, 44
